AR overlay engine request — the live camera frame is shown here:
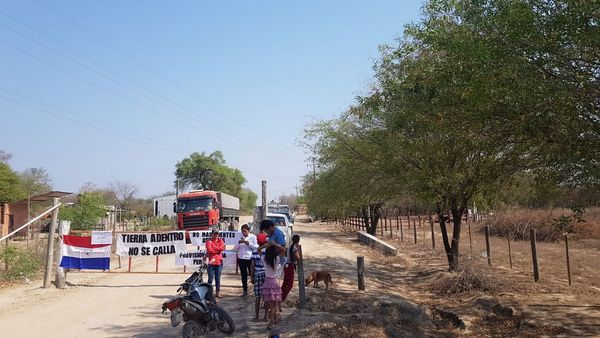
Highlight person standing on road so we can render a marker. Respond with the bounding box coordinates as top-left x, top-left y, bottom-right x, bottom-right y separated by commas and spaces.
233, 224, 258, 297
251, 232, 268, 321
259, 241, 286, 330
281, 234, 301, 301
260, 219, 287, 312
206, 228, 225, 298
